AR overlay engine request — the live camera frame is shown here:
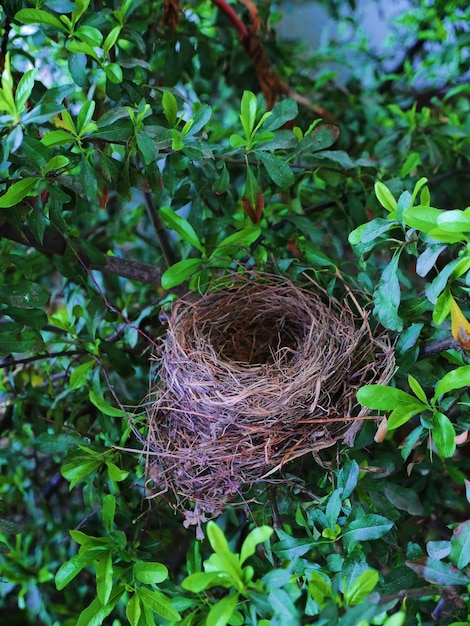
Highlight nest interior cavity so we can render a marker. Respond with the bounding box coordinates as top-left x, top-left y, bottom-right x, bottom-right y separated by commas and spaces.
145, 275, 394, 531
